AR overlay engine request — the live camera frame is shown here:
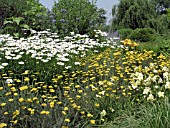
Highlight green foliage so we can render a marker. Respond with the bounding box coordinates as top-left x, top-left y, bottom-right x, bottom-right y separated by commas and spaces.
122, 2, 144, 29
111, 0, 170, 35
115, 0, 135, 26
0, 0, 28, 32
51, 0, 106, 36
0, 0, 29, 17
137, 42, 161, 53
22, 0, 50, 31
147, 14, 169, 34
3, 17, 30, 37
112, 0, 156, 29
136, 35, 170, 55
102, 25, 110, 32
159, 39, 170, 55
143, 99, 170, 128
118, 28, 133, 39
167, 9, 170, 20
0, 0, 50, 35
103, 99, 170, 128
128, 28, 156, 42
